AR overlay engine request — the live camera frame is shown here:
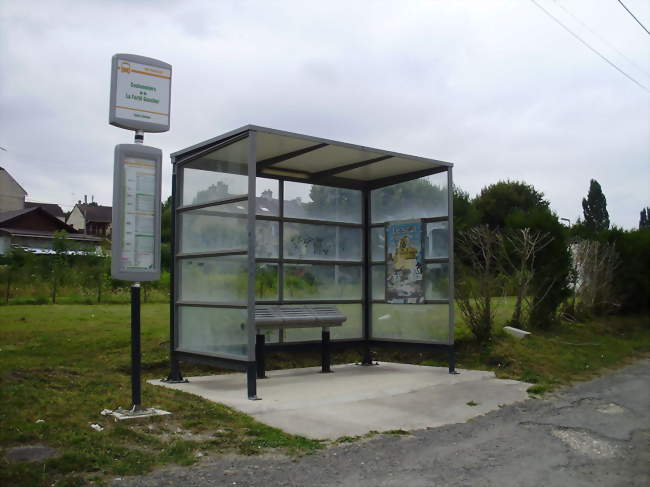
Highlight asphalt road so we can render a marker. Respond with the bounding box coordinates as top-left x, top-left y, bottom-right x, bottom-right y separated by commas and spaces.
113, 360, 650, 487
